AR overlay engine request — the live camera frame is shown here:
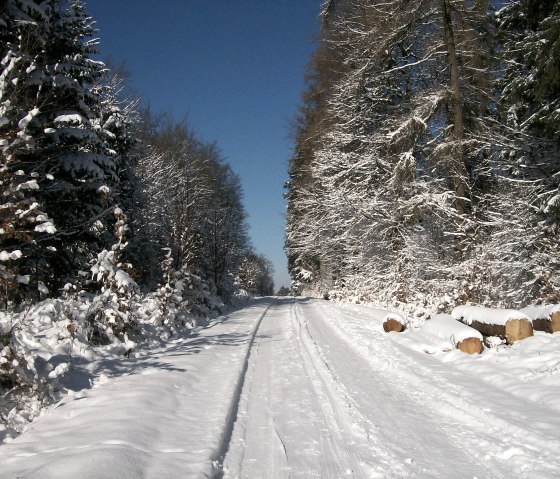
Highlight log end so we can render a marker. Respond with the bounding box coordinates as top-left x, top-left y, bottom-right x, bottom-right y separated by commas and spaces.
456, 337, 483, 354
532, 311, 560, 334
505, 318, 533, 344
383, 318, 404, 333
551, 311, 560, 333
